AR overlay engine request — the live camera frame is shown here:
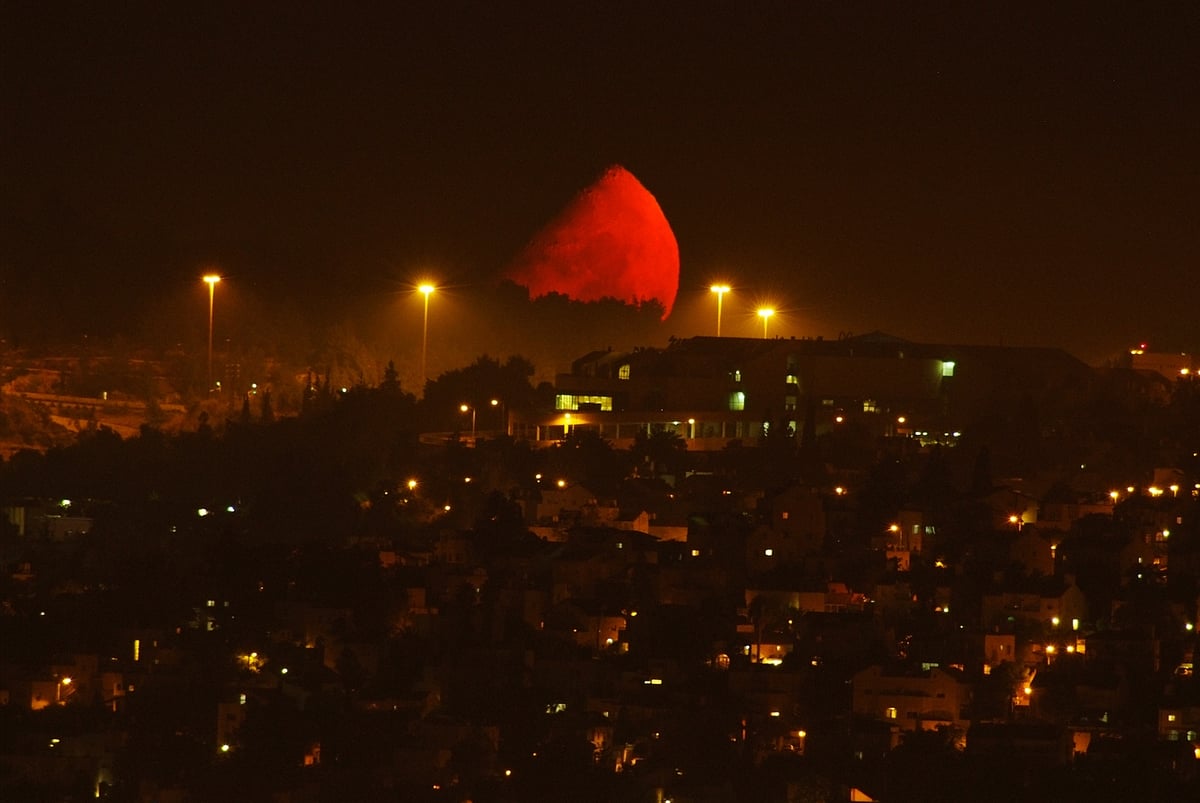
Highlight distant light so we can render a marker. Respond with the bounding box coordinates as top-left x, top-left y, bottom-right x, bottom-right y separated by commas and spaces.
770, 710, 781, 717
1023, 686, 1033, 695
764, 548, 773, 557
220, 743, 230, 753
897, 416, 906, 424
1052, 616, 1060, 626
557, 479, 566, 488
504, 769, 512, 777
834, 486, 846, 495
443, 505, 451, 511
280, 667, 288, 675
835, 415, 844, 423
407, 479, 418, 490
226, 505, 235, 513
197, 508, 209, 517
60, 499, 71, 508
418, 283, 435, 296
